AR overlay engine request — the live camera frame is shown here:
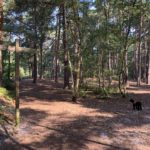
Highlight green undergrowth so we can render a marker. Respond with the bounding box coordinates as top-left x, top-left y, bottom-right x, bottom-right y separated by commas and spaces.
0, 87, 15, 101
79, 84, 119, 99
79, 84, 94, 98
79, 89, 87, 98
93, 87, 119, 99
0, 87, 15, 124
